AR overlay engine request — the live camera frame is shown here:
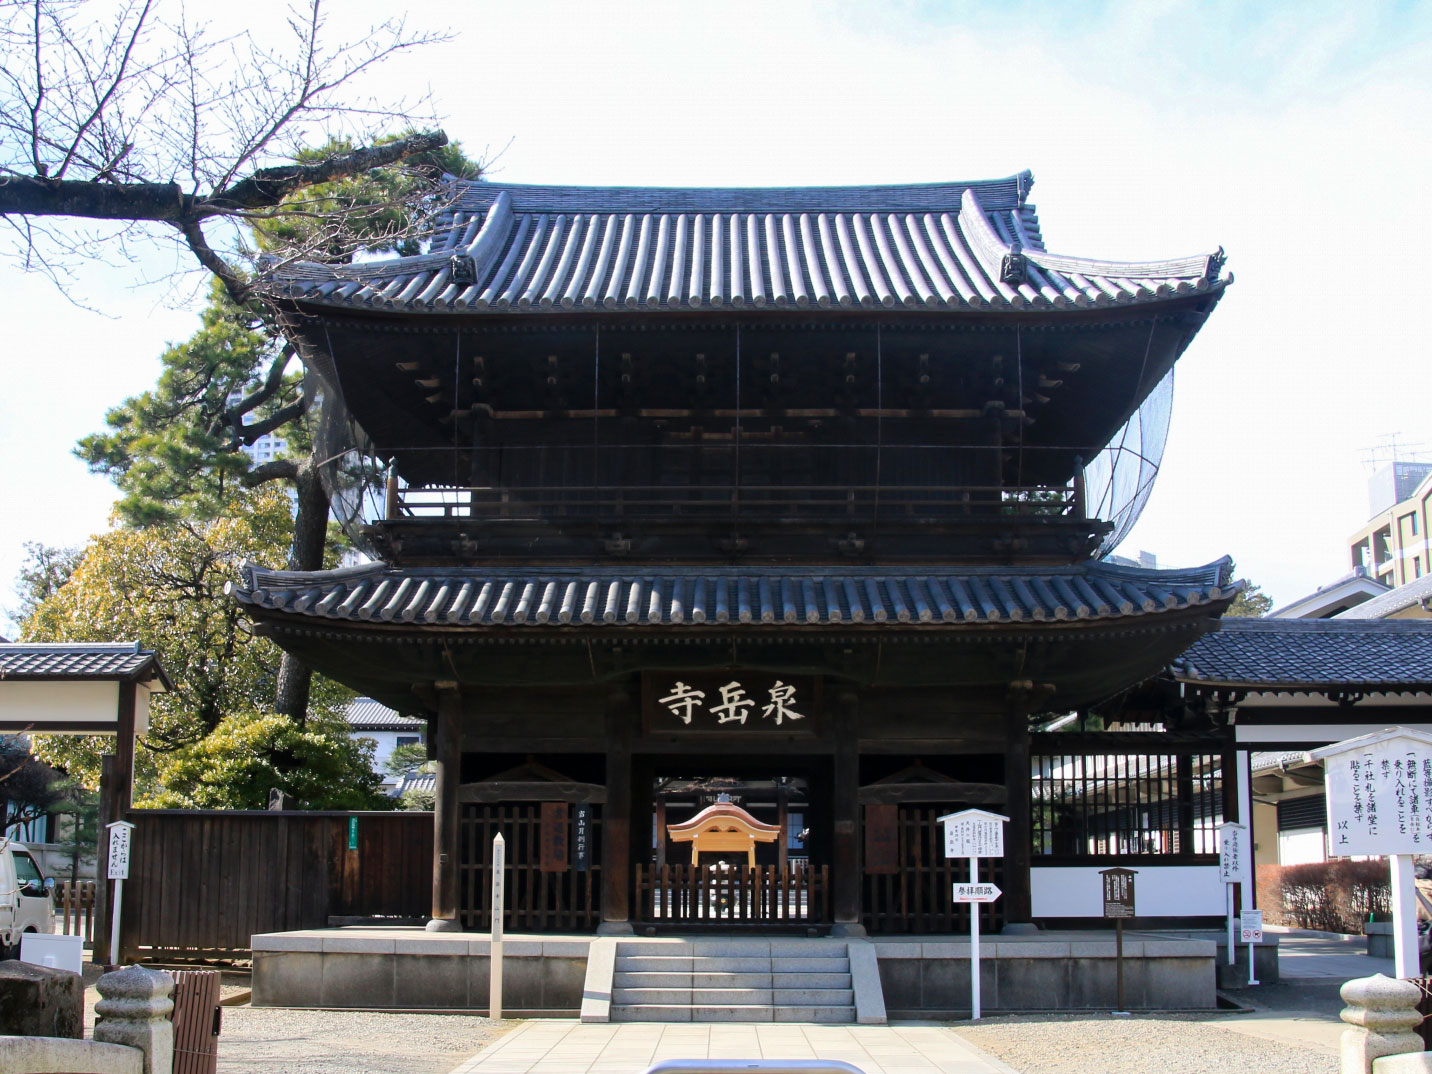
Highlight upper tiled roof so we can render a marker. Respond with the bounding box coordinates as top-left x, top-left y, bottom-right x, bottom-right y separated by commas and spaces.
272, 174, 1228, 316
230, 559, 1236, 630
1334, 574, 1432, 621
0, 642, 171, 688
346, 697, 425, 731
1173, 619, 1432, 691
